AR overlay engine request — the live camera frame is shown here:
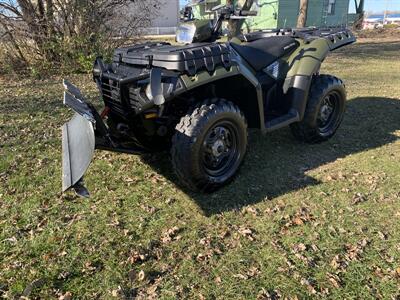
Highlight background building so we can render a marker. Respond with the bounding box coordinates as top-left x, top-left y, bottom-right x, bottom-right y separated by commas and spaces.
189, 0, 351, 31
278, 0, 350, 28
144, 0, 180, 35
